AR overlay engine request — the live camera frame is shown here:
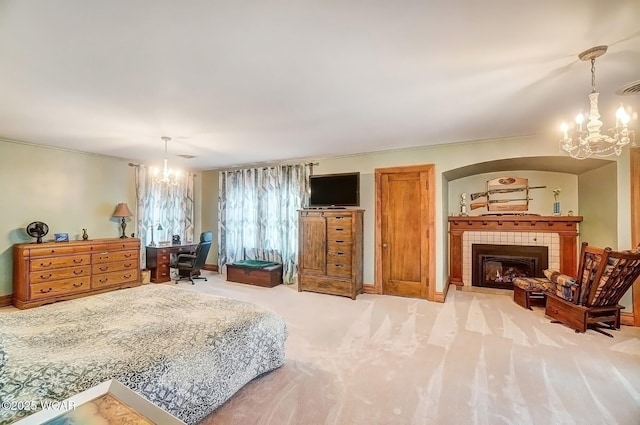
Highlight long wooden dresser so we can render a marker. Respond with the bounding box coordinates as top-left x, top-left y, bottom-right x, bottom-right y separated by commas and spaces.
298, 209, 364, 299
13, 238, 141, 309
